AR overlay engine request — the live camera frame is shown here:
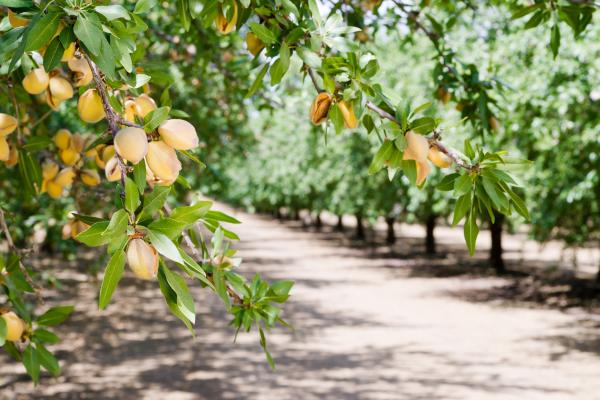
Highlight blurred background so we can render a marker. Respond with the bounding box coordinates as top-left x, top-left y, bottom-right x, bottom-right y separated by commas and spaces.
1, 1, 600, 399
